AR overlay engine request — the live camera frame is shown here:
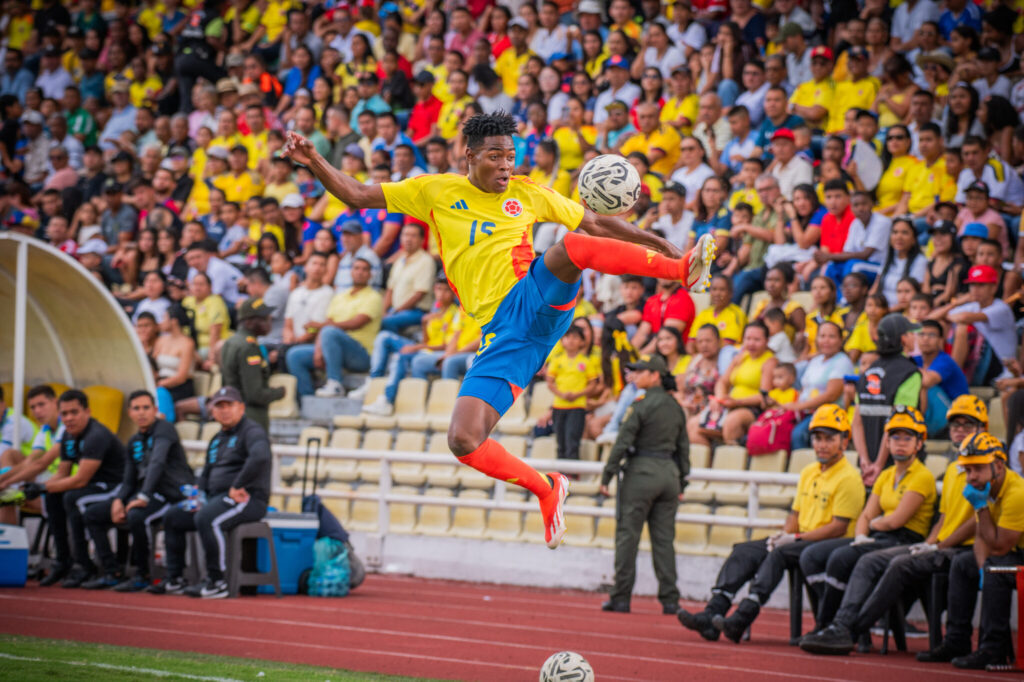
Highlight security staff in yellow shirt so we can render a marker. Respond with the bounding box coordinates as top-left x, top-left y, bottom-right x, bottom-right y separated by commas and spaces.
678, 404, 865, 643
918, 433, 1024, 670
800, 431, 980, 656
799, 406, 936, 633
